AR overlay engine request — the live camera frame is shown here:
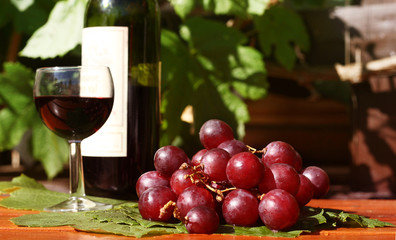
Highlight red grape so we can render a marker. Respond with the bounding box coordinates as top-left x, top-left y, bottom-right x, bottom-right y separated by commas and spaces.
258, 163, 300, 195
176, 185, 215, 218
185, 206, 219, 234
154, 145, 189, 176
294, 174, 315, 207
302, 166, 330, 198
226, 152, 264, 189
191, 149, 208, 166
262, 141, 302, 172
138, 186, 177, 222
258, 189, 300, 231
136, 171, 170, 197
201, 148, 230, 182
199, 119, 234, 149
218, 139, 248, 156
222, 189, 259, 226
170, 168, 195, 196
